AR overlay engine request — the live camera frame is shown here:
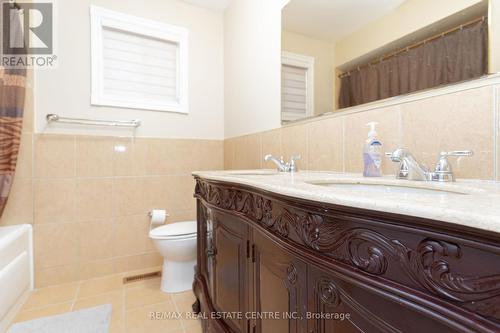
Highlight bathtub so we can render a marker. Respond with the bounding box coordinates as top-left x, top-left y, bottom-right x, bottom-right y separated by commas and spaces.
0, 225, 33, 333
